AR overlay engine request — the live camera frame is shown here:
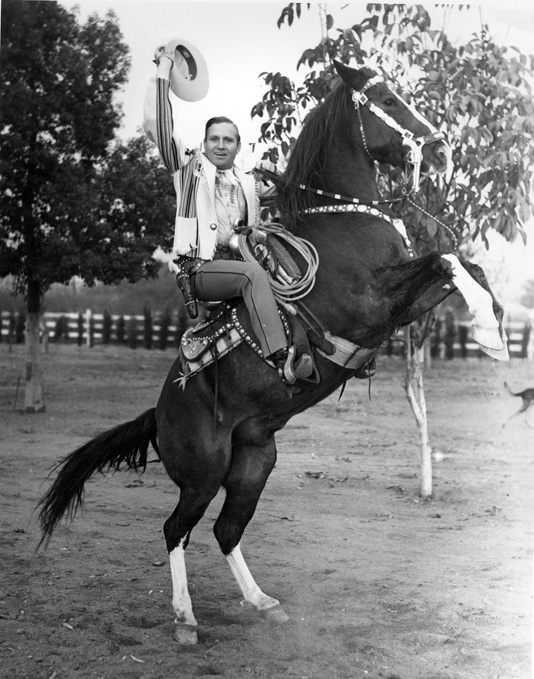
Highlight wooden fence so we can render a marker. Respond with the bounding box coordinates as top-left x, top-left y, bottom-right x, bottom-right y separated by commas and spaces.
0, 309, 532, 359
0, 309, 189, 351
